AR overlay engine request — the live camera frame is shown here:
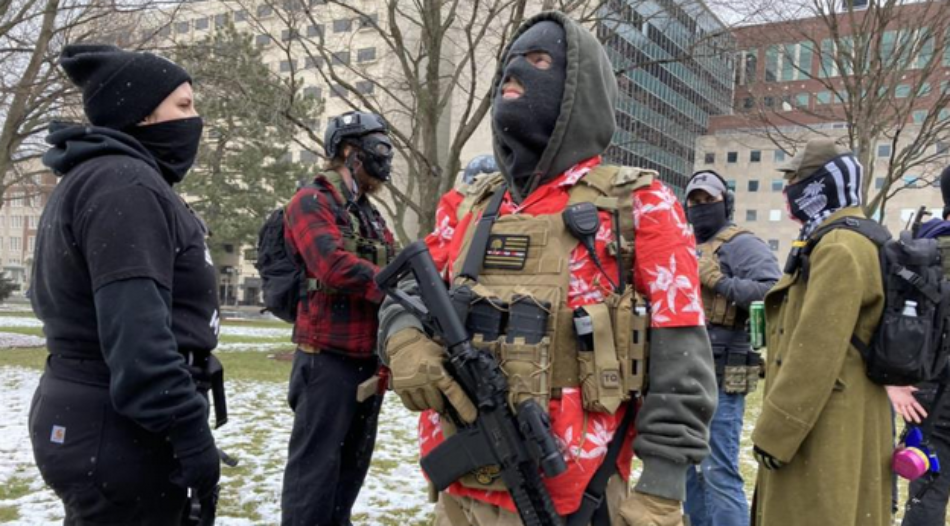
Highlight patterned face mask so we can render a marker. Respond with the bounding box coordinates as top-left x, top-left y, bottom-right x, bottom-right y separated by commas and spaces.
783, 153, 863, 236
